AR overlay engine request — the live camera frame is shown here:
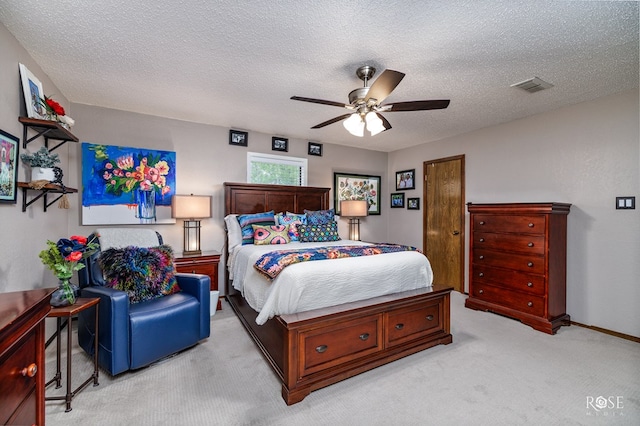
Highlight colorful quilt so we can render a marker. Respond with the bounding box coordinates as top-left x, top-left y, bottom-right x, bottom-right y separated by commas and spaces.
254, 244, 420, 280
